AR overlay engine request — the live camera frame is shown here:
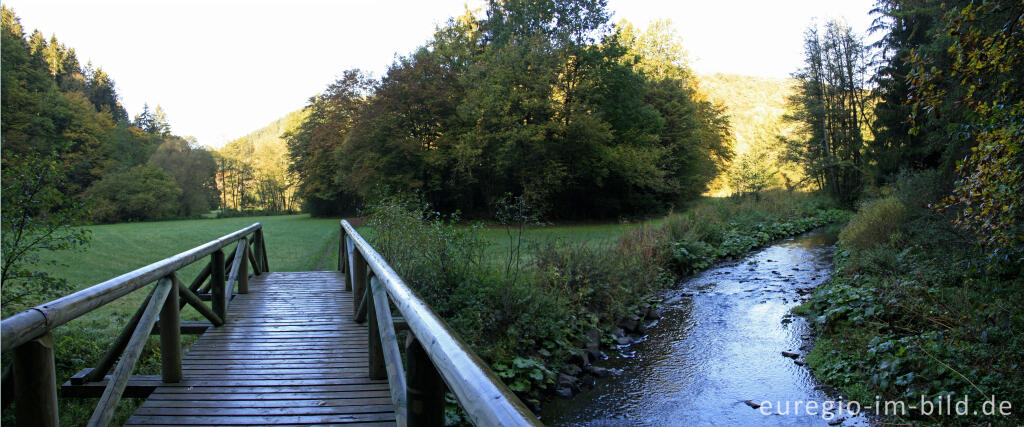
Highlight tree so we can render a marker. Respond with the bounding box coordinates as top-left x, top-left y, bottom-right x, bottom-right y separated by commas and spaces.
285, 70, 372, 216
286, 2, 732, 219
85, 65, 128, 123
133, 103, 154, 131
149, 137, 219, 217
908, 0, 1024, 262
1, 155, 90, 313
728, 149, 777, 199
83, 165, 182, 222
618, 19, 733, 205
150, 104, 171, 135
785, 19, 872, 206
